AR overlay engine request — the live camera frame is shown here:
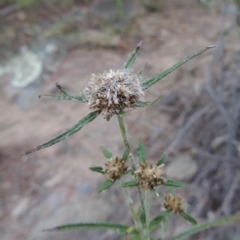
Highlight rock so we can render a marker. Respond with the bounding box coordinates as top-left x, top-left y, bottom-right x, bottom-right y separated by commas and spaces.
0, 47, 43, 88
11, 197, 31, 218
166, 155, 198, 181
